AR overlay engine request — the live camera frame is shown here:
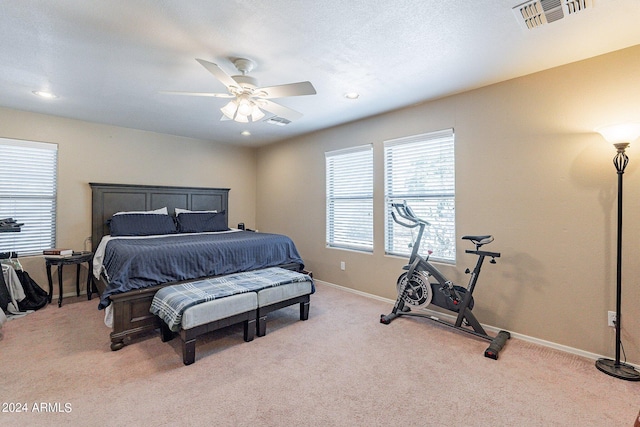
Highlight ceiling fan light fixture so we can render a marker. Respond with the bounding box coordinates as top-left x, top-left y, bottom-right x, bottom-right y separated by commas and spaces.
250, 106, 265, 121
234, 113, 249, 123
220, 100, 237, 119
236, 97, 253, 117
221, 95, 265, 123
